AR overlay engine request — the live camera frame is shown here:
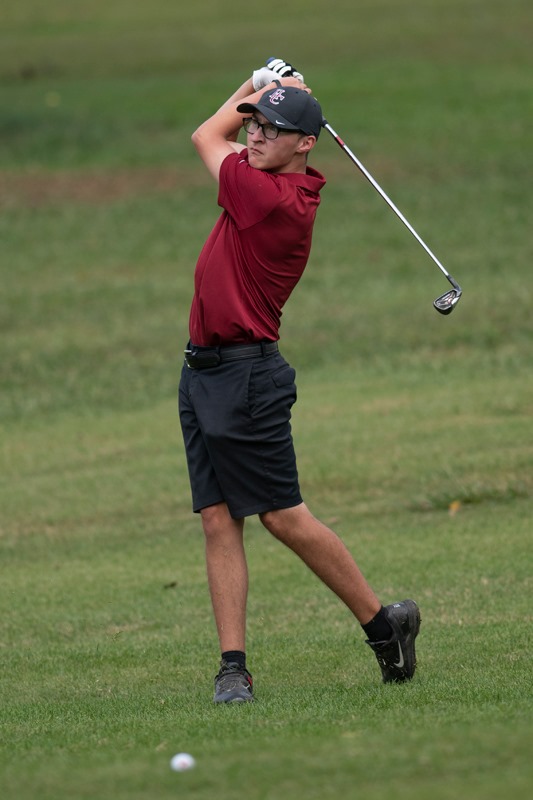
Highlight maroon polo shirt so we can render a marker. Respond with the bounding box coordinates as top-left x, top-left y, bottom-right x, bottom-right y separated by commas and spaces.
188, 151, 326, 346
